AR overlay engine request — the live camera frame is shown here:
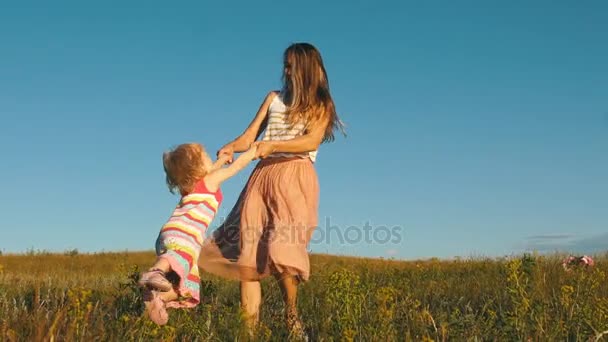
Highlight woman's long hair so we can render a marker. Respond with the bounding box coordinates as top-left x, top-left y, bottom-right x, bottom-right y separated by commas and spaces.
282, 43, 345, 142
